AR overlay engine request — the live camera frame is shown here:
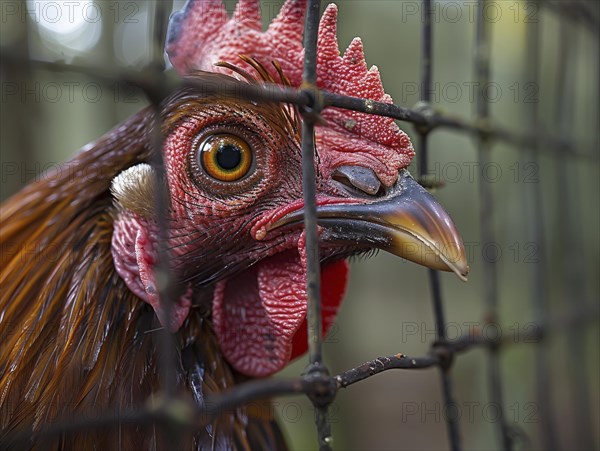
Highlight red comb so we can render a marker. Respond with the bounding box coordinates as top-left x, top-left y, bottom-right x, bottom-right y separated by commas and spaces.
167, 0, 414, 164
